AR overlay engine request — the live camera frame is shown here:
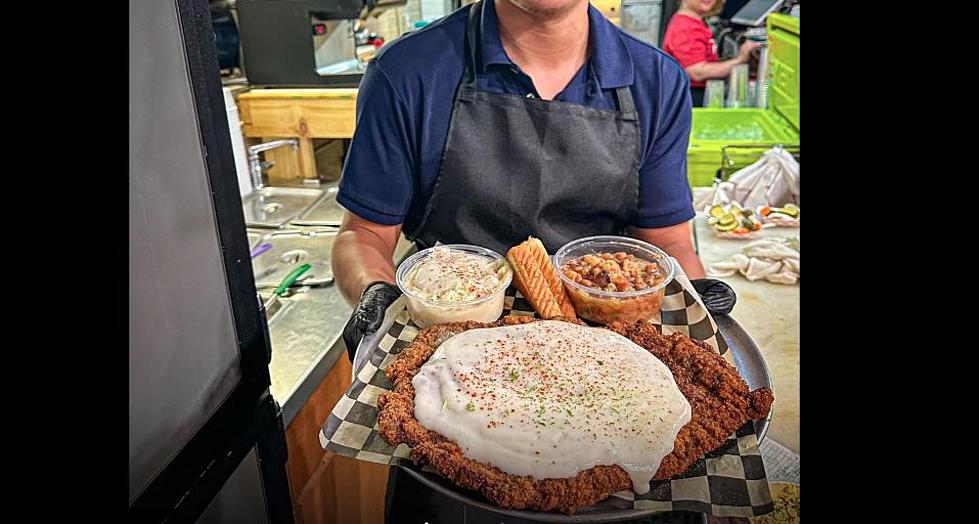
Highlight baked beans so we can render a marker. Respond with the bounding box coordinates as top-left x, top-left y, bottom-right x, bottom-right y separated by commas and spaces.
560, 252, 667, 293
